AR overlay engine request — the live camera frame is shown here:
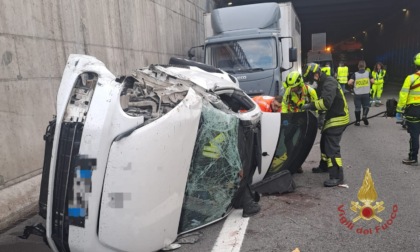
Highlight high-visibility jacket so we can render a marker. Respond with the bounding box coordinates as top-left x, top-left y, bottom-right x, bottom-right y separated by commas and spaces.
336, 66, 349, 84
321, 66, 331, 76
252, 96, 281, 112
397, 72, 420, 121
282, 85, 318, 113
353, 71, 370, 95
305, 74, 349, 131
366, 67, 371, 73
372, 69, 386, 85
